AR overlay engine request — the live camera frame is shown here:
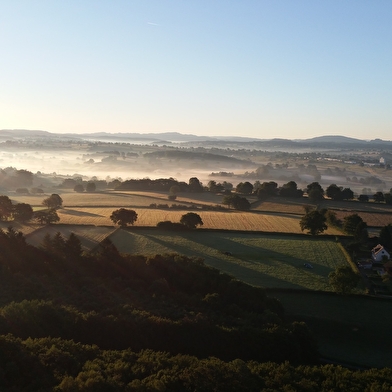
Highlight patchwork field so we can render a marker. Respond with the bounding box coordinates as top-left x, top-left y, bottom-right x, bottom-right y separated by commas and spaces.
55, 207, 342, 234
108, 229, 352, 291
